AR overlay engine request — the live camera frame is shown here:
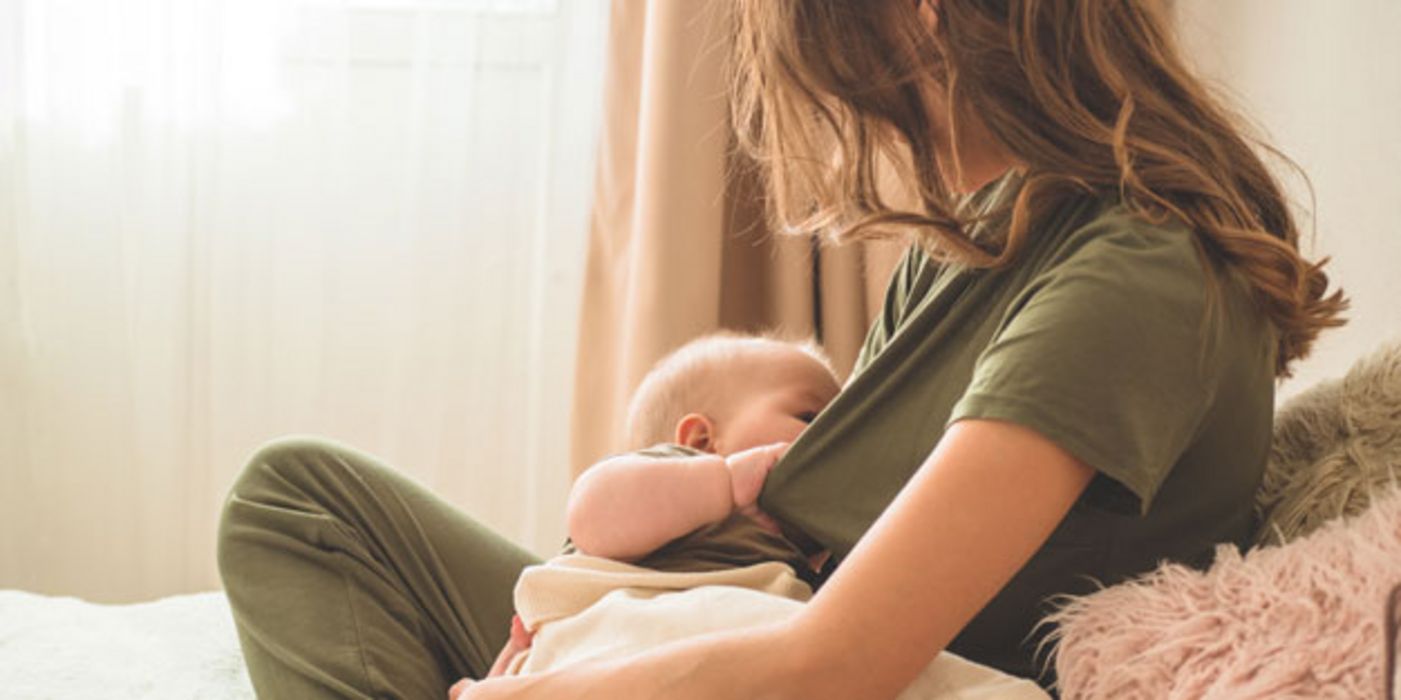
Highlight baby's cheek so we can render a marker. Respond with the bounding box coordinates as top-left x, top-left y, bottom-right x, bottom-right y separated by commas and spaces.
782, 419, 811, 442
